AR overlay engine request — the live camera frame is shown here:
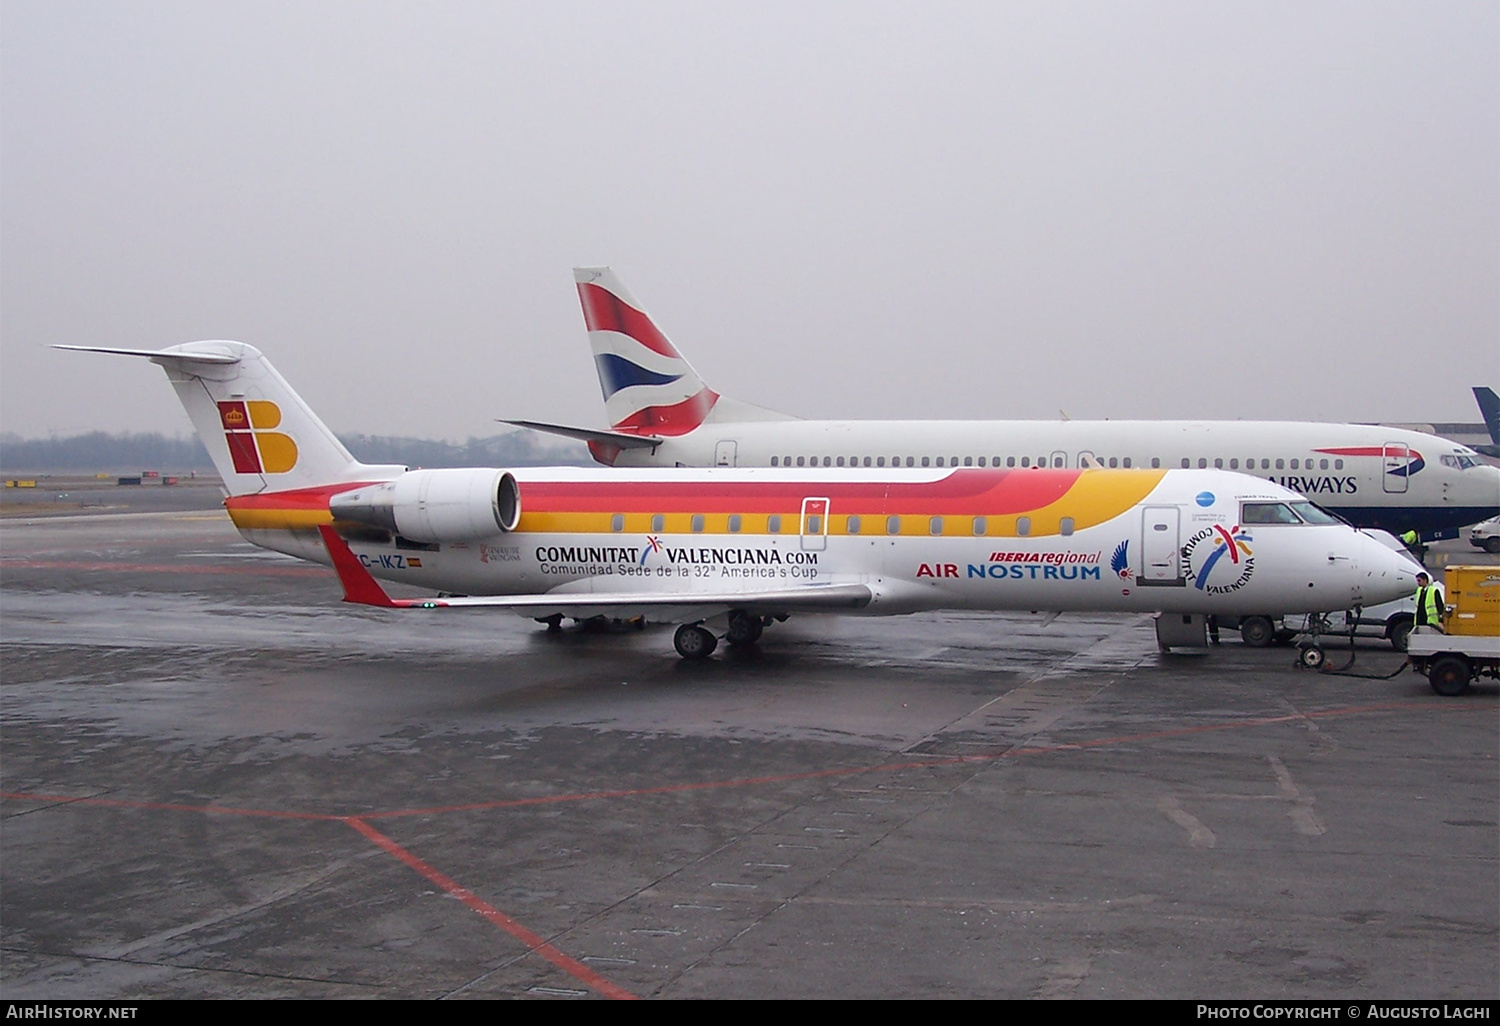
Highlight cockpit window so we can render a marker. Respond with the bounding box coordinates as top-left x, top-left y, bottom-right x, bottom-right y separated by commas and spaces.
1288, 501, 1342, 525
1241, 502, 1302, 524
1441, 454, 1482, 470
